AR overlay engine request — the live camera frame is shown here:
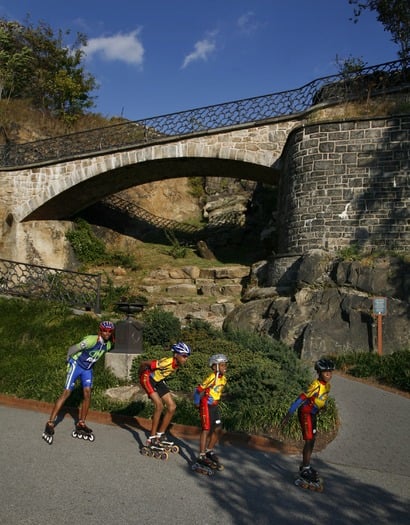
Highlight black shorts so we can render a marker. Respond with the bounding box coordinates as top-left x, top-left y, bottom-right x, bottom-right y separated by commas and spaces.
150, 377, 170, 398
